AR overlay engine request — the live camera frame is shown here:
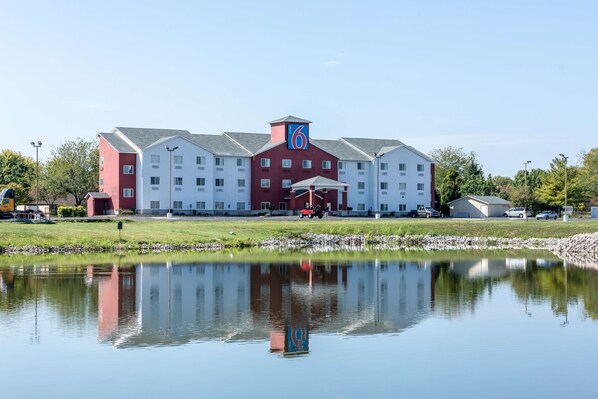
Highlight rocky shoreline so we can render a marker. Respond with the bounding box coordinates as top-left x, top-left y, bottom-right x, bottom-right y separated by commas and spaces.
2, 232, 597, 266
